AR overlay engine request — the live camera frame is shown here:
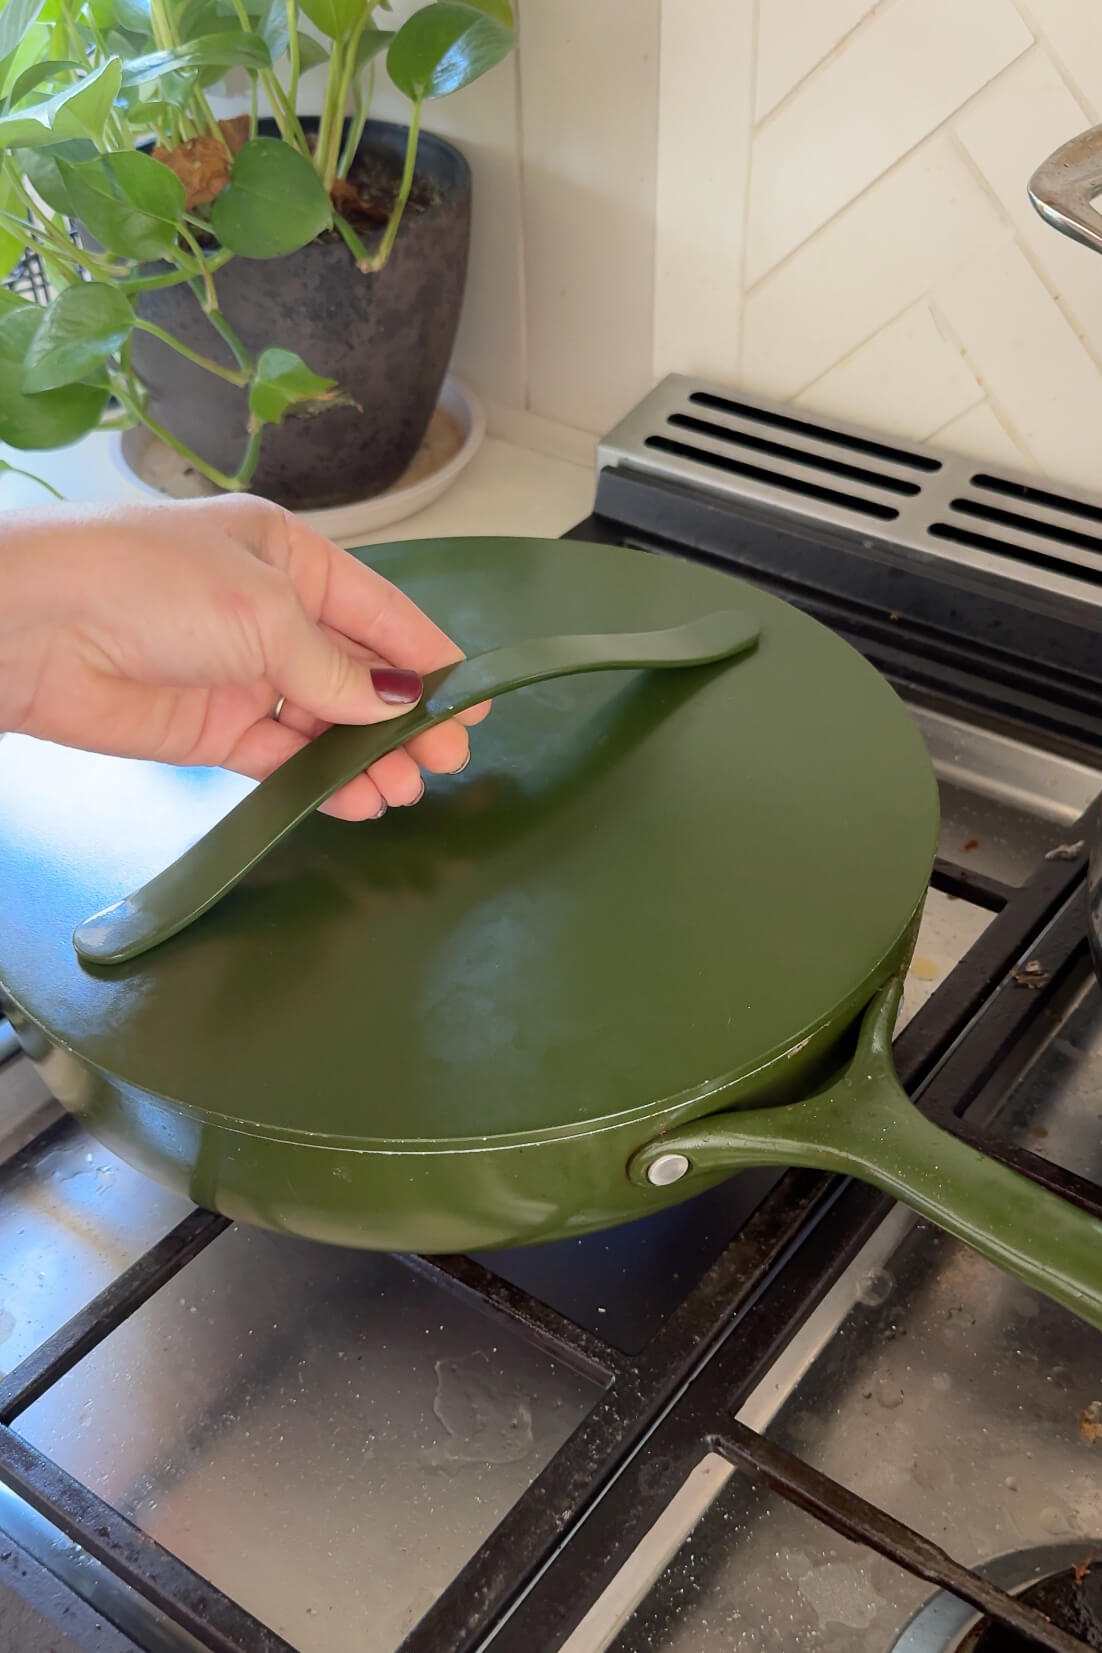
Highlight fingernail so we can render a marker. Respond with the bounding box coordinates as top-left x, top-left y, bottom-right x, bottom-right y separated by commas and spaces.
372, 800, 388, 819
452, 750, 472, 774
406, 780, 426, 806
371, 667, 422, 706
